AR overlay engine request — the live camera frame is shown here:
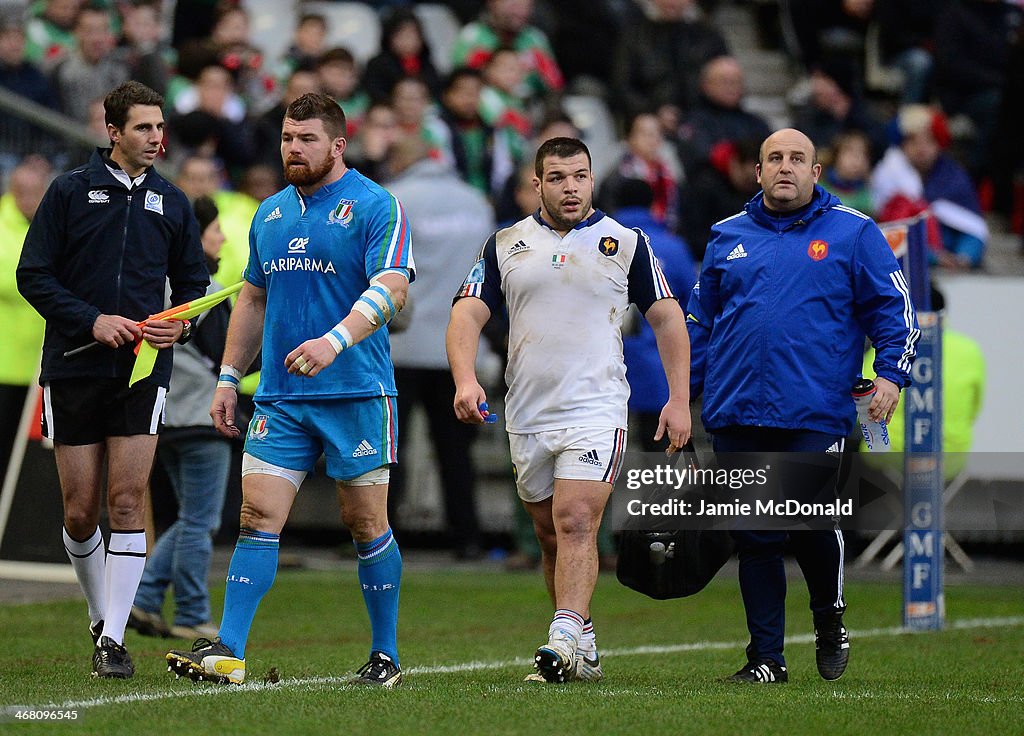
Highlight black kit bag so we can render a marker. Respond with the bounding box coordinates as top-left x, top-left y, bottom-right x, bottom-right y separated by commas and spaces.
616, 444, 735, 599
